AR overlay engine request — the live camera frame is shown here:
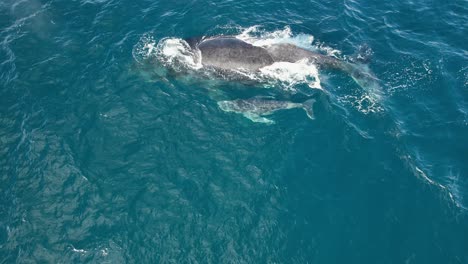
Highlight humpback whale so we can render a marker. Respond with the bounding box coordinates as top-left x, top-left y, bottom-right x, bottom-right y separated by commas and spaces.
187, 36, 380, 98
190, 36, 344, 71
196, 37, 274, 71
189, 37, 358, 72
218, 98, 316, 124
